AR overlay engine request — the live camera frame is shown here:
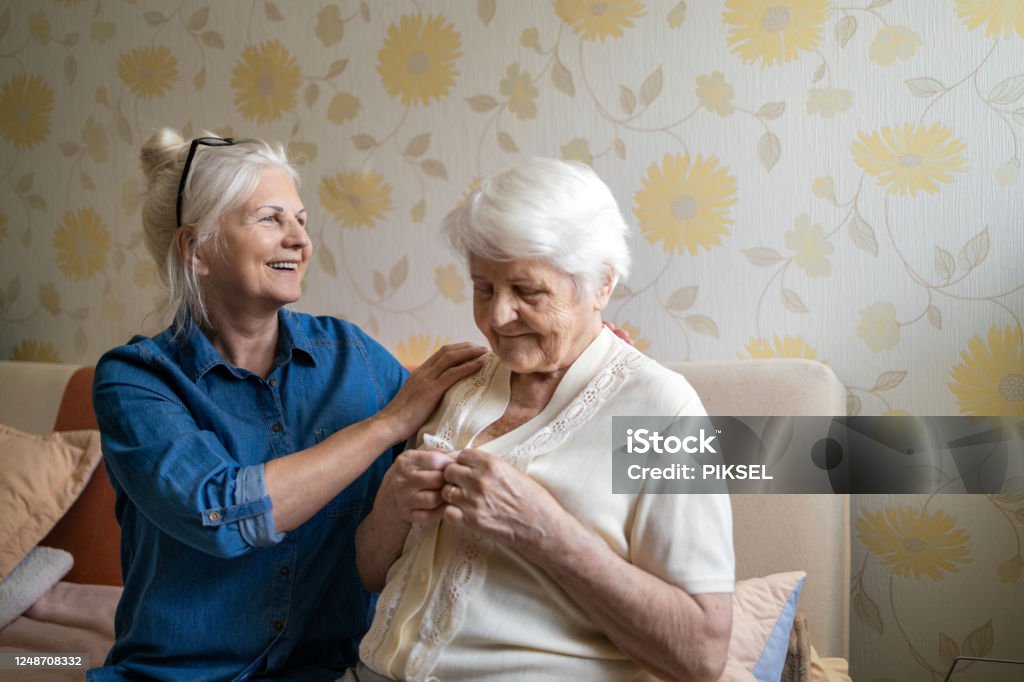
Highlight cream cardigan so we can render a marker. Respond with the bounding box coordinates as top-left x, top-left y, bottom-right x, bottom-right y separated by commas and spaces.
361, 328, 735, 681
